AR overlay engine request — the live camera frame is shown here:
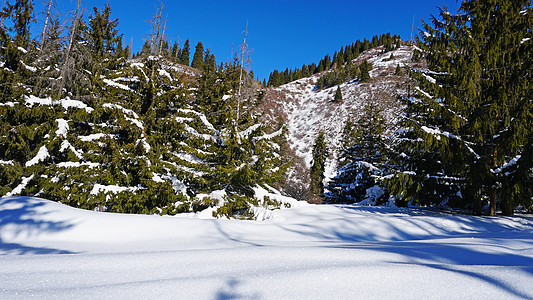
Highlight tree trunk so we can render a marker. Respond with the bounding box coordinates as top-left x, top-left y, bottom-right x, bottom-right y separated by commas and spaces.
489, 188, 497, 216
473, 188, 482, 216
502, 201, 514, 216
